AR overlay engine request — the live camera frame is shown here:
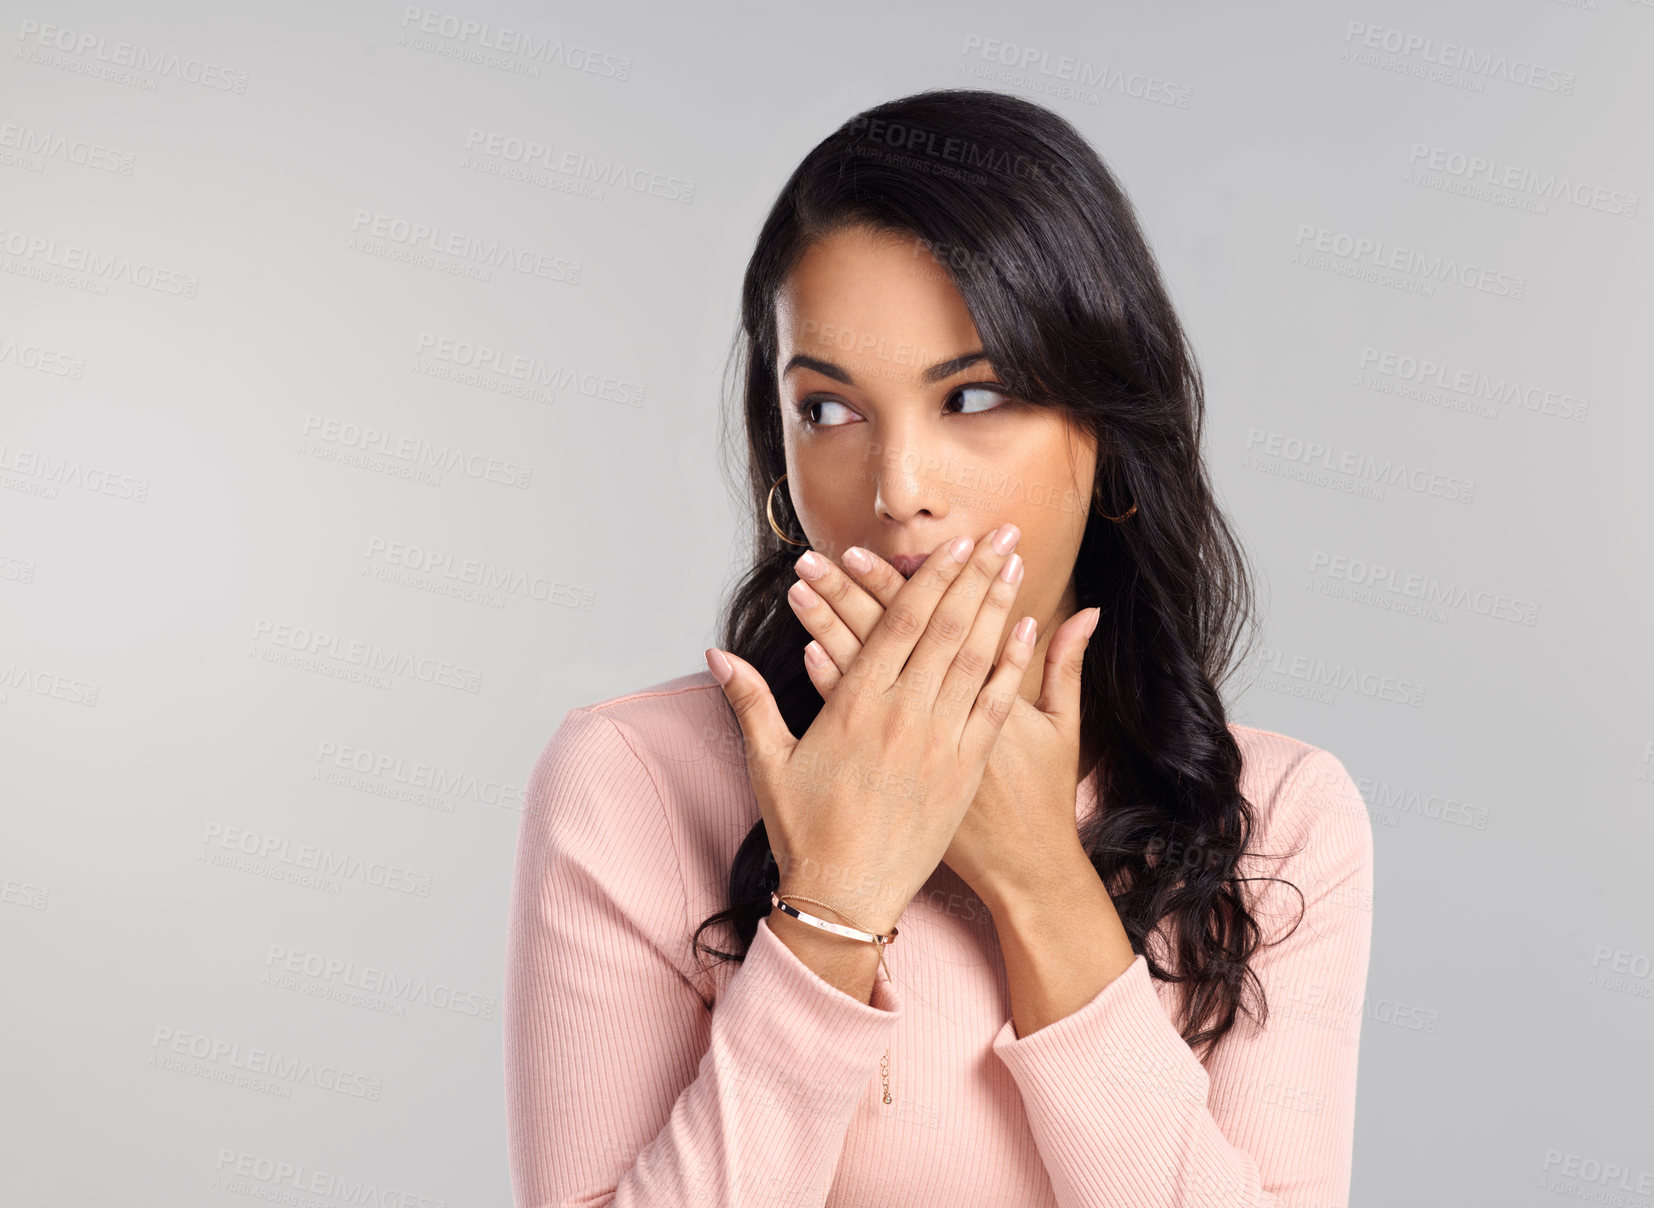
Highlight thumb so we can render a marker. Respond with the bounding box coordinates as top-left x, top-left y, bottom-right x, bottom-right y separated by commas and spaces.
1033, 606, 1099, 724
705, 647, 797, 775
